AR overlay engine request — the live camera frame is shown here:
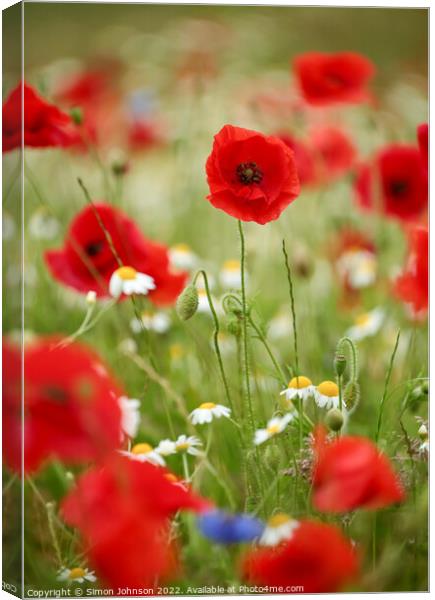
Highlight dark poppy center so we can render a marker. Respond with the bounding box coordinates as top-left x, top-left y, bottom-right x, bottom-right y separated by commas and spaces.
85, 240, 104, 257
389, 179, 409, 198
236, 162, 263, 185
